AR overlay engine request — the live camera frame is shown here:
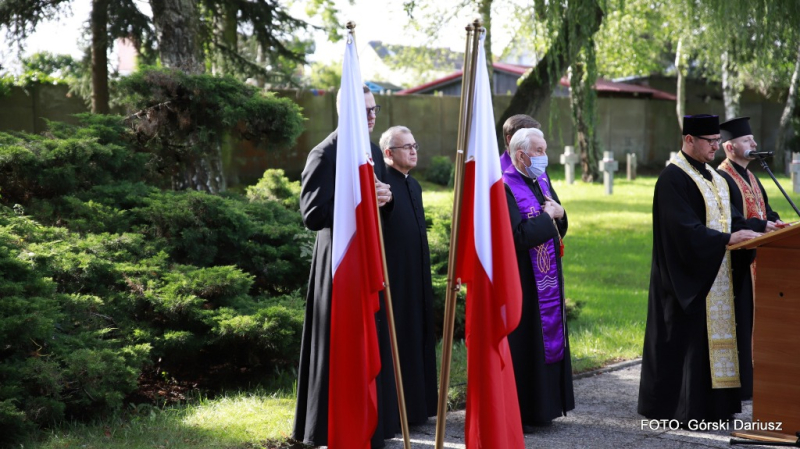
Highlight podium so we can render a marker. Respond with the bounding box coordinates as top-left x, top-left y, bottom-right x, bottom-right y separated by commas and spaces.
729, 223, 800, 436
